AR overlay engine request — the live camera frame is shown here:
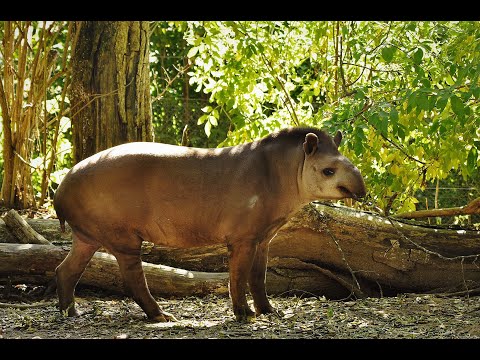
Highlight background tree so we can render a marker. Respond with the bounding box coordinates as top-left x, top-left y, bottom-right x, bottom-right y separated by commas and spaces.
69, 21, 153, 163
0, 21, 70, 209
